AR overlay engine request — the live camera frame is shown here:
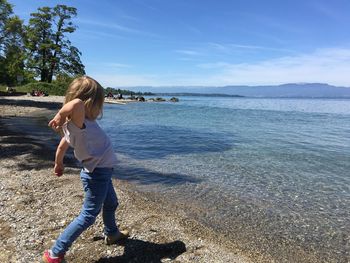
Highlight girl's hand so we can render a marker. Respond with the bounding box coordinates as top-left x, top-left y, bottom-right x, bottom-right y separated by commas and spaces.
48, 112, 64, 132
54, 162, 64, 177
